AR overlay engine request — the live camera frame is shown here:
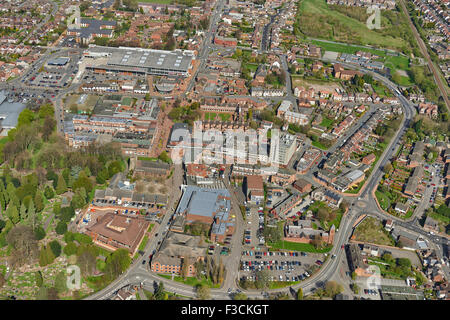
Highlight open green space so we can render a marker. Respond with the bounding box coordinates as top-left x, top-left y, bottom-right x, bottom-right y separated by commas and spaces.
298, 0, 408, 50
138, 235, 149, 252
269, 281, 300, 289
243, 63, 259, 72
309, 39, 386, 57
320, 117, 335, 130
218, 113, 231, 122
268, 241, 332, 253
353, 216, 395, 246
157, 274, 220, 289
138, 0, 173, 3
311, 140, 329, 150
137, 156, 158, 161
375, 190, 391, 211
